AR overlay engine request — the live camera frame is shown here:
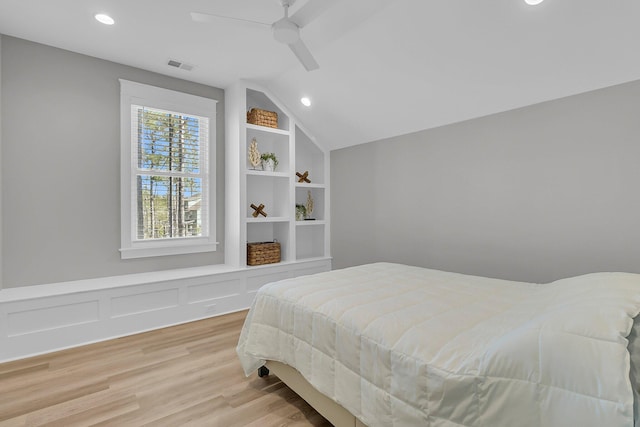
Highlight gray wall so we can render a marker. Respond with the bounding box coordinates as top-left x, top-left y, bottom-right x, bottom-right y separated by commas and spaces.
1, 36, 225, 288
0, 36, 3, 290
332, 79, 640, 283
